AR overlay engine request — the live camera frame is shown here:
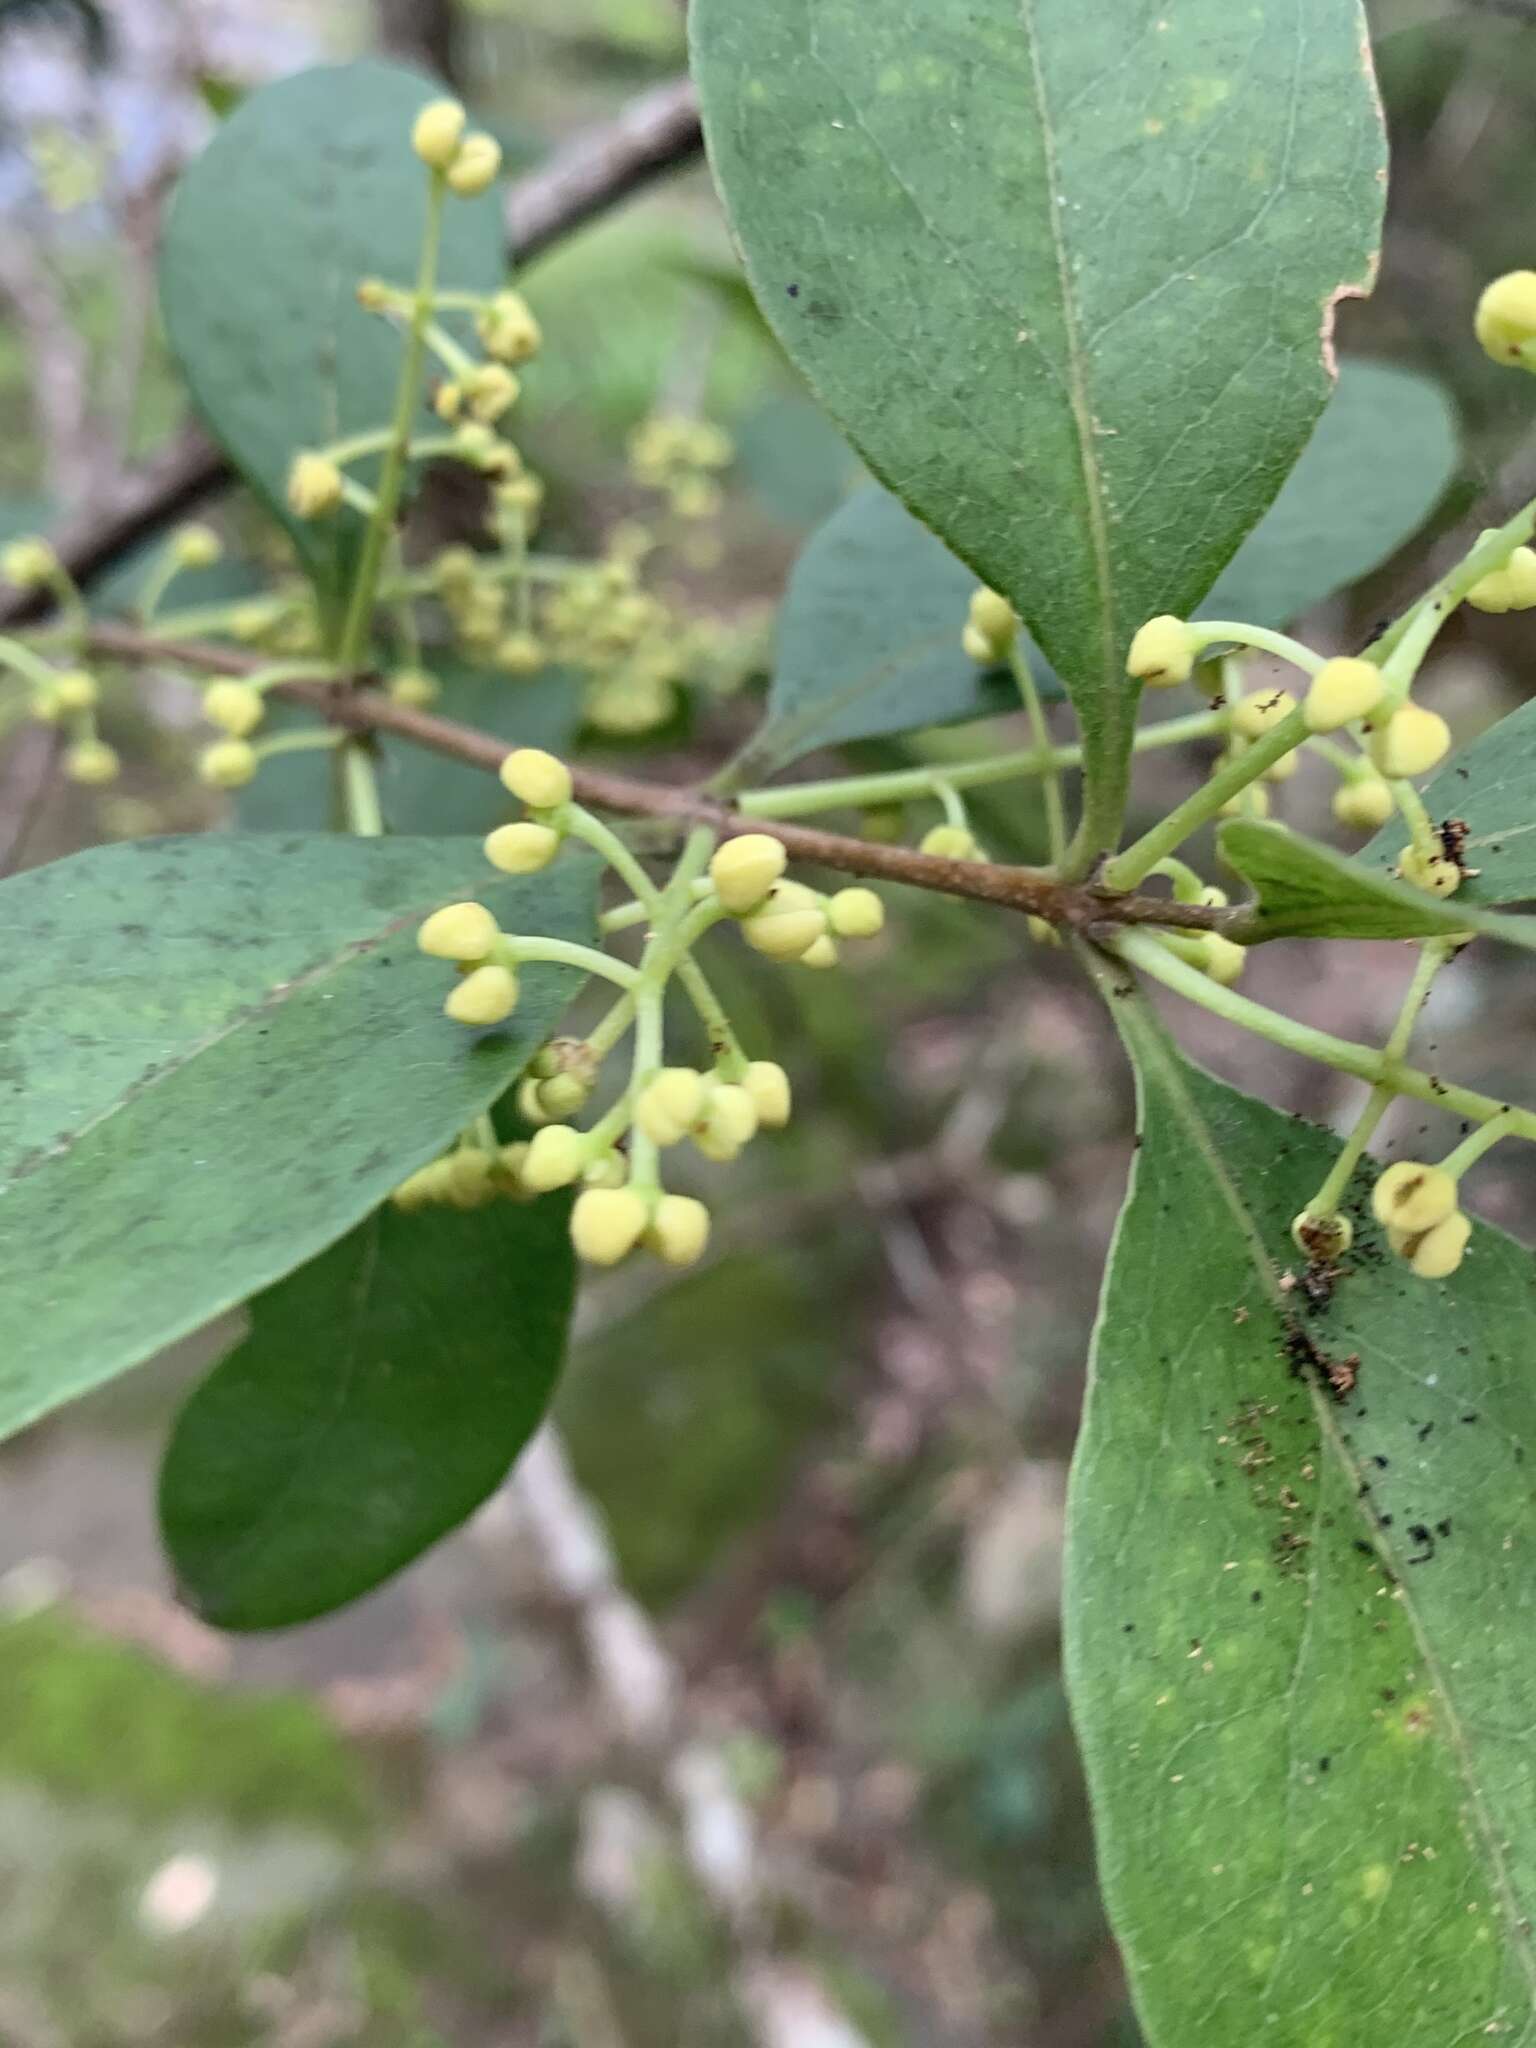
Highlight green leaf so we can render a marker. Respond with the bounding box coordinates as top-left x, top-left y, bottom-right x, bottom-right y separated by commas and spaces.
1067, 986, 1536, 2048
0, 836, 594, 1443
1220, 816, 1536, 950
159, 60, 505, 624
692, 0, 1386, 832
1199, 361, 1459, 628
1363, 696, 1536, 910
742, 485, 1058, 778
159, 1190, 574, 1630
